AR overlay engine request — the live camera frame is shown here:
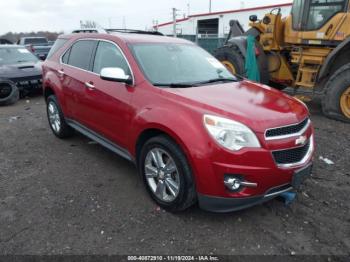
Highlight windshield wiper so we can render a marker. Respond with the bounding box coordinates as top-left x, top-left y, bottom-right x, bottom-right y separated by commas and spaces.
153, 77, 237, 88
153, 83, 195, 88
194, 77, 237, 85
